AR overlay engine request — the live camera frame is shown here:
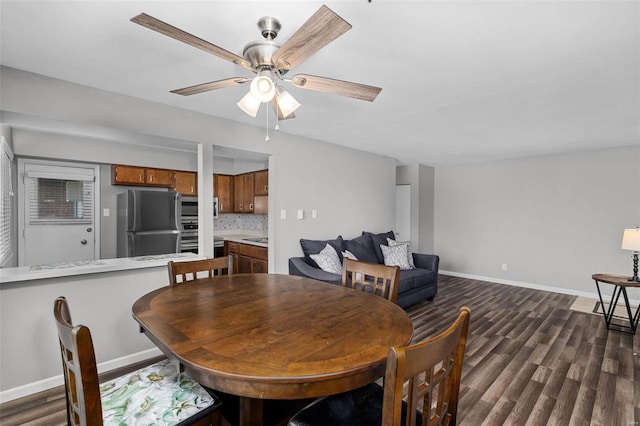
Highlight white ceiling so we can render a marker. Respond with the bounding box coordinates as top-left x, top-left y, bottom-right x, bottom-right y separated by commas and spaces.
1, 1, 638, 165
